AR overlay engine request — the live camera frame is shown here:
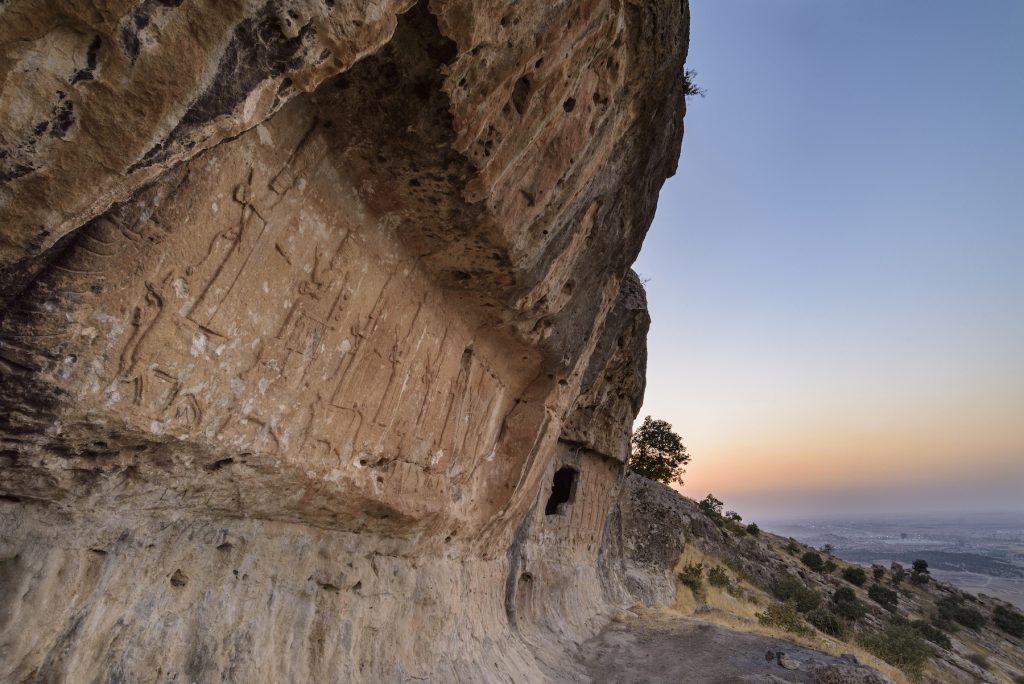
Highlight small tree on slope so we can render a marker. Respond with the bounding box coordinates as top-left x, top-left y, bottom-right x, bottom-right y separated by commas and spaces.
629, 416, 689, 485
